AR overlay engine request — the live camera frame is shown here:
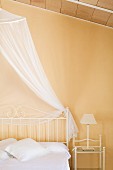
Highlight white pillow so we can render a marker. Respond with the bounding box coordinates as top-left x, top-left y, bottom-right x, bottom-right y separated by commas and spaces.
0, 138, 17, 150
5, 138, 49, 161
0, 150, 10, 160
40, 142, 71, 159
40, 142, 69, 152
